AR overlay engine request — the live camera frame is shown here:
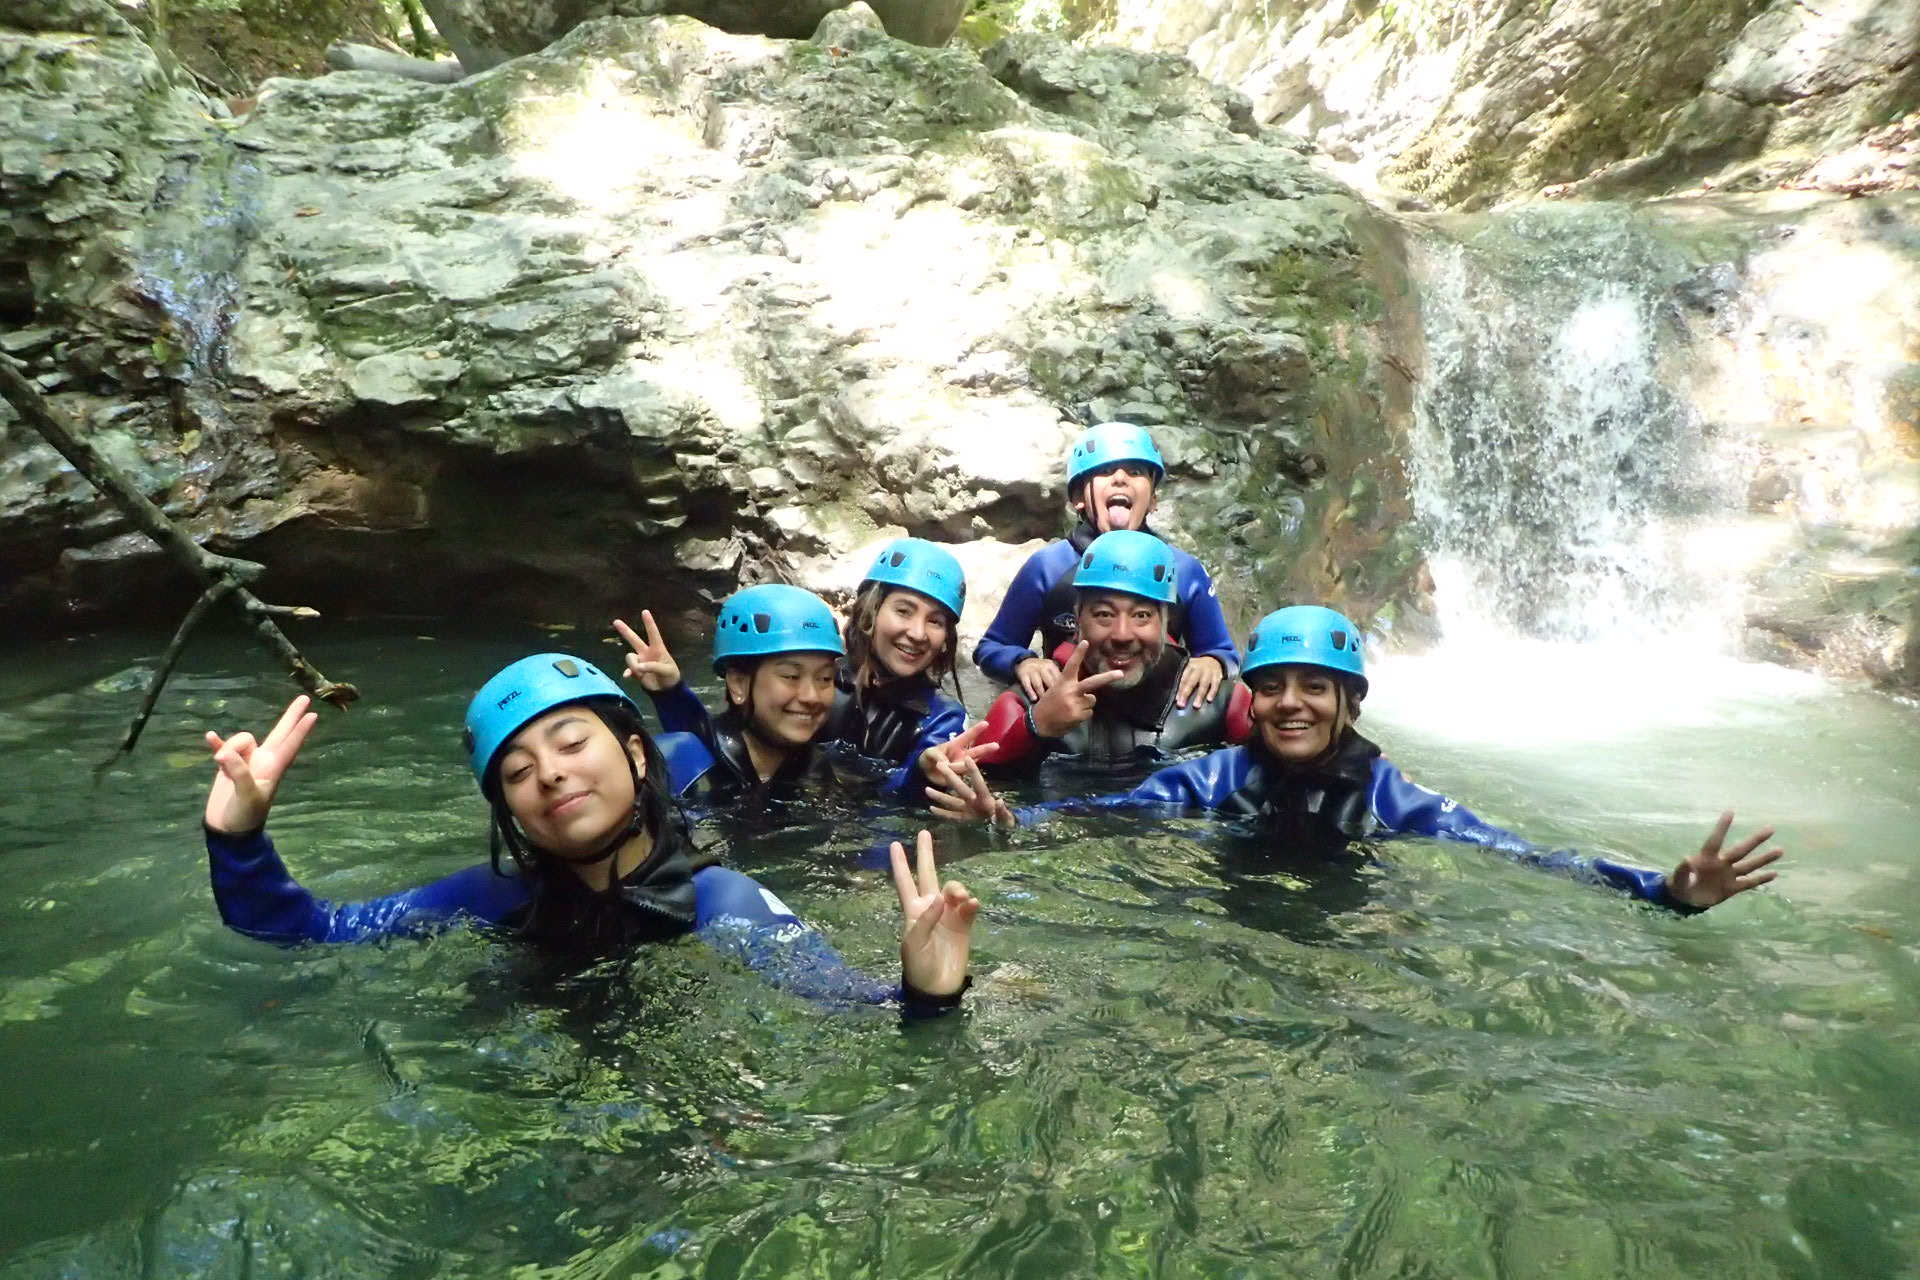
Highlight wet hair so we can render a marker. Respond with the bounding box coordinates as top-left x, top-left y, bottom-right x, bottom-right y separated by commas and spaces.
843, 580, 961, 697
483, 696, 676, 881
